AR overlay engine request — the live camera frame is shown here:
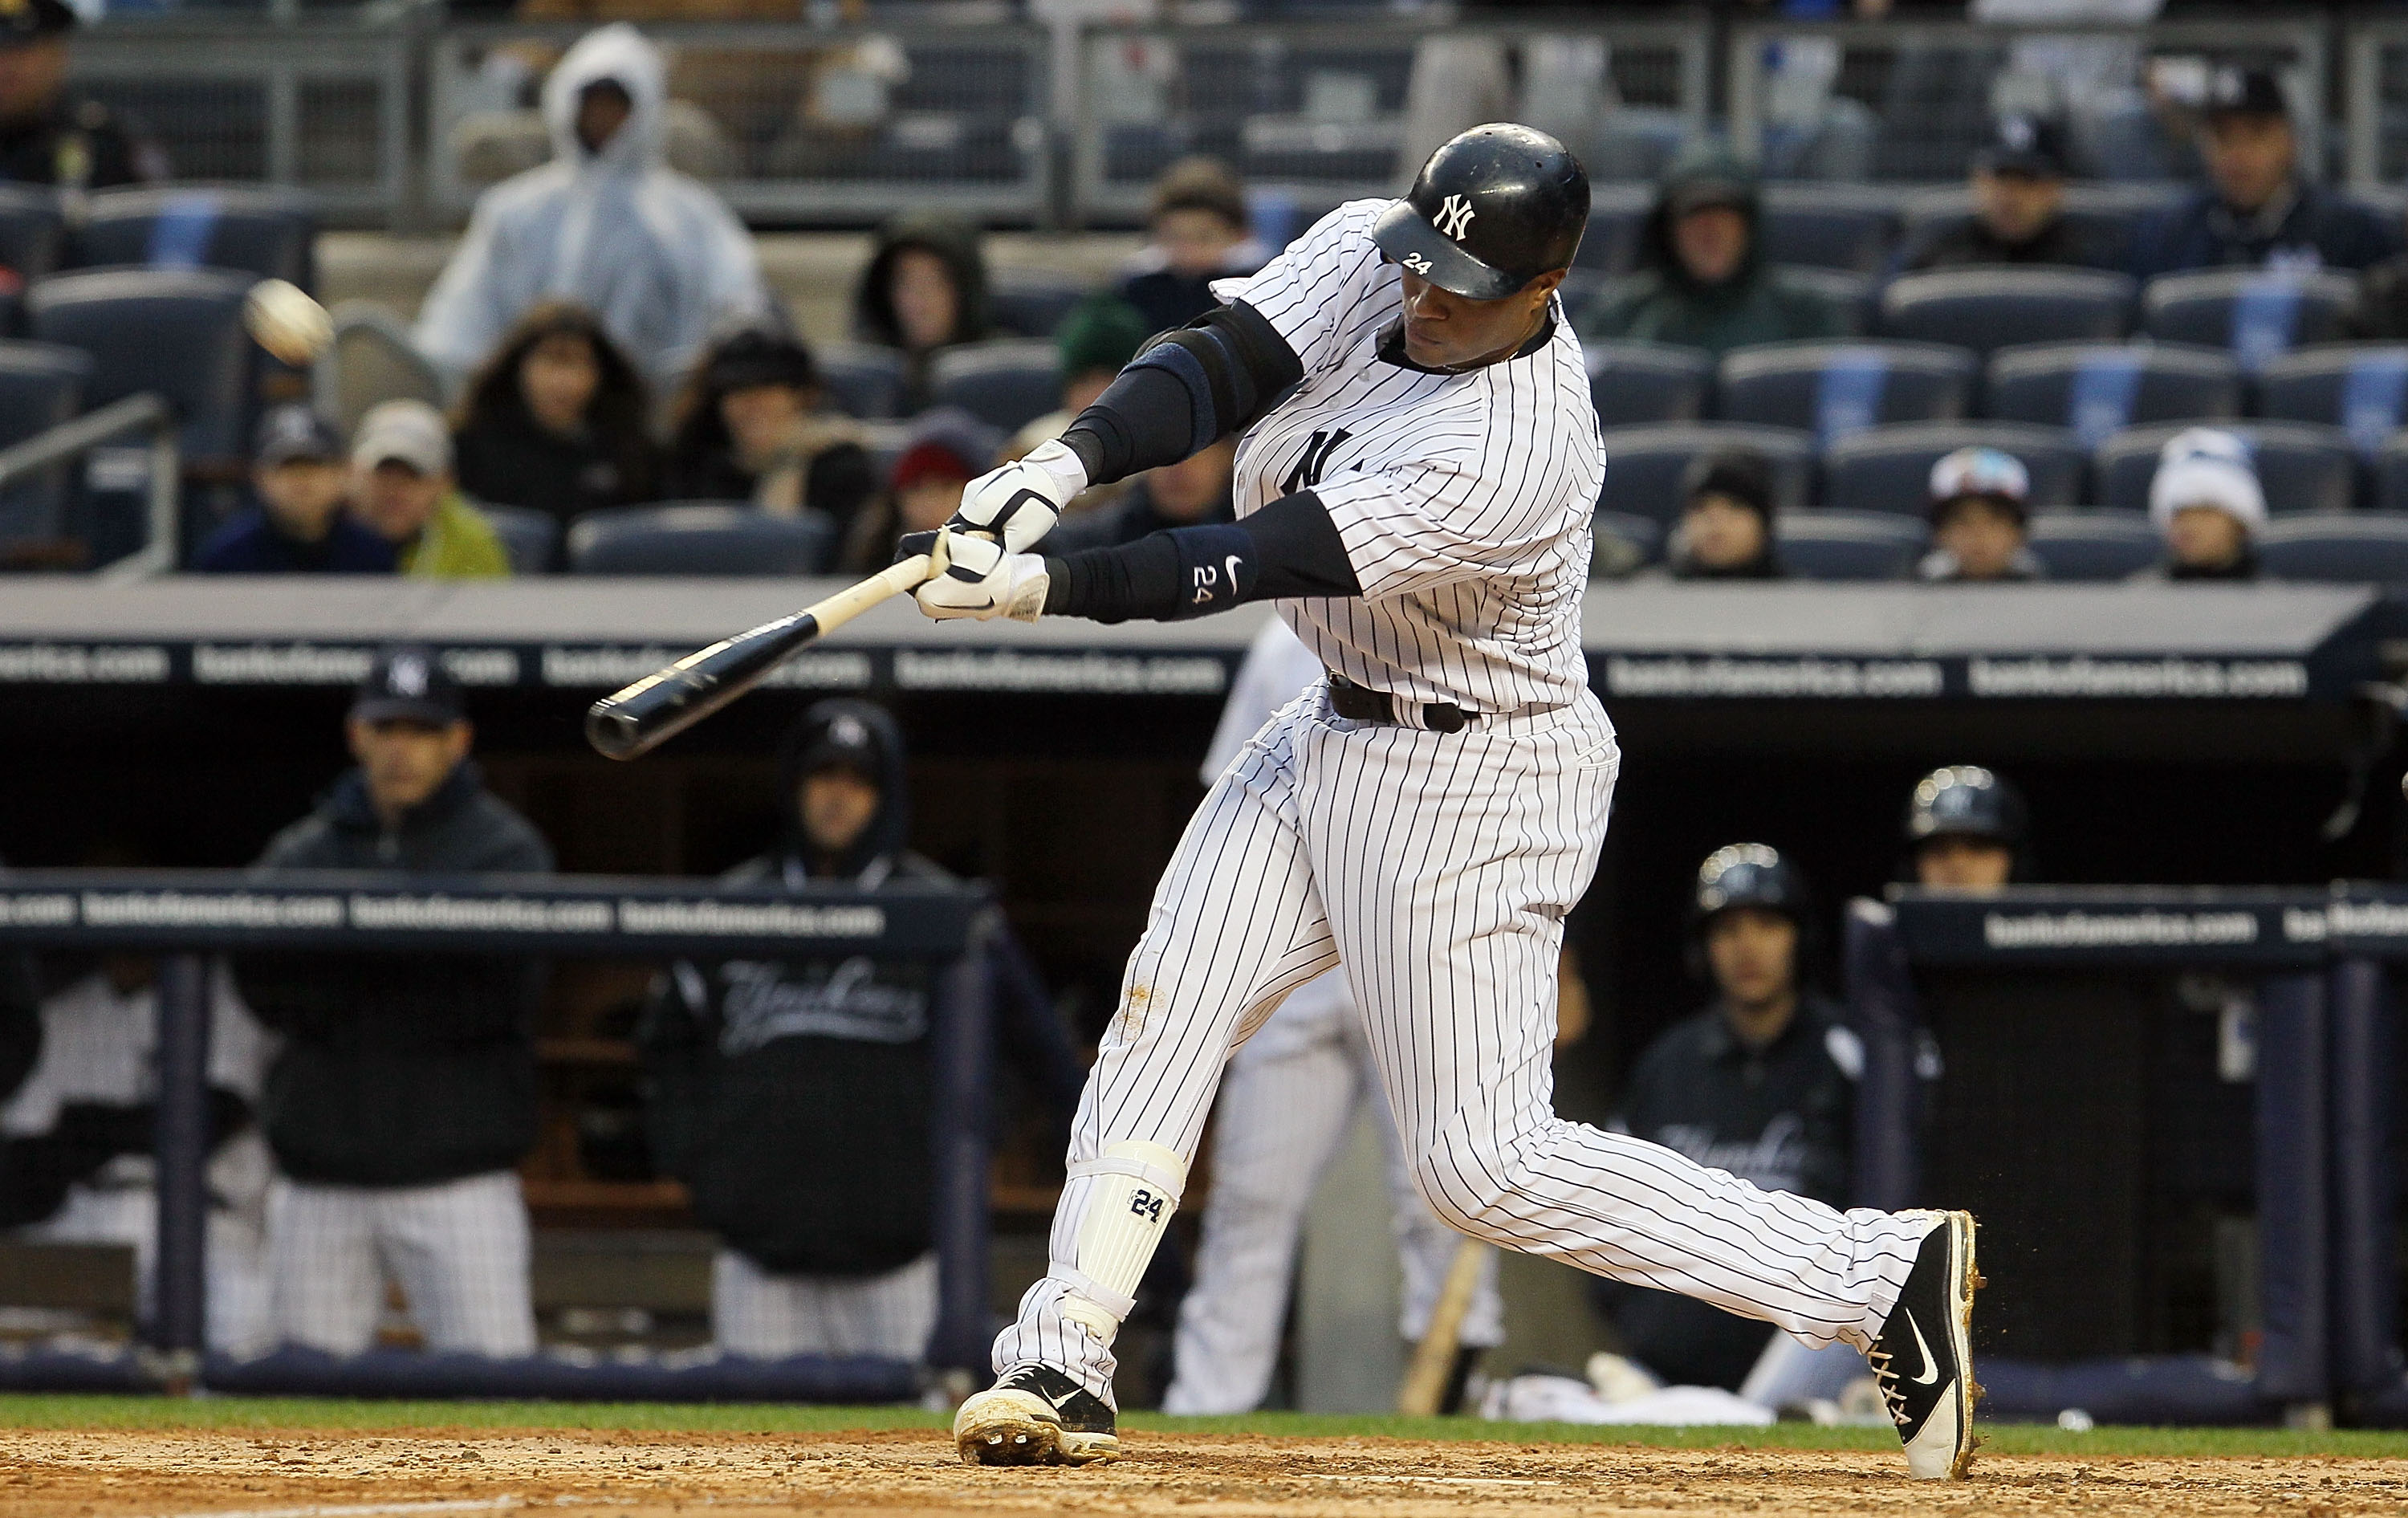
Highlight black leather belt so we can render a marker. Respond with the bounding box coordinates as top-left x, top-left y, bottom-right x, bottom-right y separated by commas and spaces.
1327, 672, 1477, 733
